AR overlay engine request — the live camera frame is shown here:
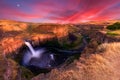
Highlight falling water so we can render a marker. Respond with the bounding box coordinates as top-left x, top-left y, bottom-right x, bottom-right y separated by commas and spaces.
23, 41, 56, 69
24, 41, 36, 55
21, 37, 87, 74
24, 41, 44, 58
23, 41, 45, 66
22, 38, 87, 72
